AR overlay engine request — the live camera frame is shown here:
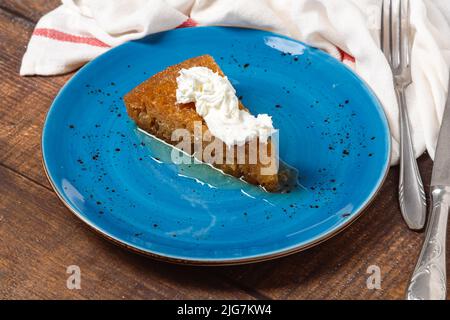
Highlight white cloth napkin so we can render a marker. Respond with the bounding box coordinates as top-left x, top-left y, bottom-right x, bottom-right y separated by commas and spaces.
21, 0, 450, 165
